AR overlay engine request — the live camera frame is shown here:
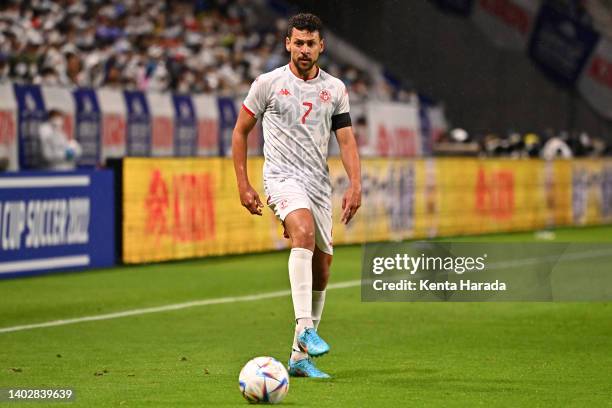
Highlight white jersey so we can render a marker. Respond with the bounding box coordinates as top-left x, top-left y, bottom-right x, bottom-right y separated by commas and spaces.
243, 64, 350, 210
